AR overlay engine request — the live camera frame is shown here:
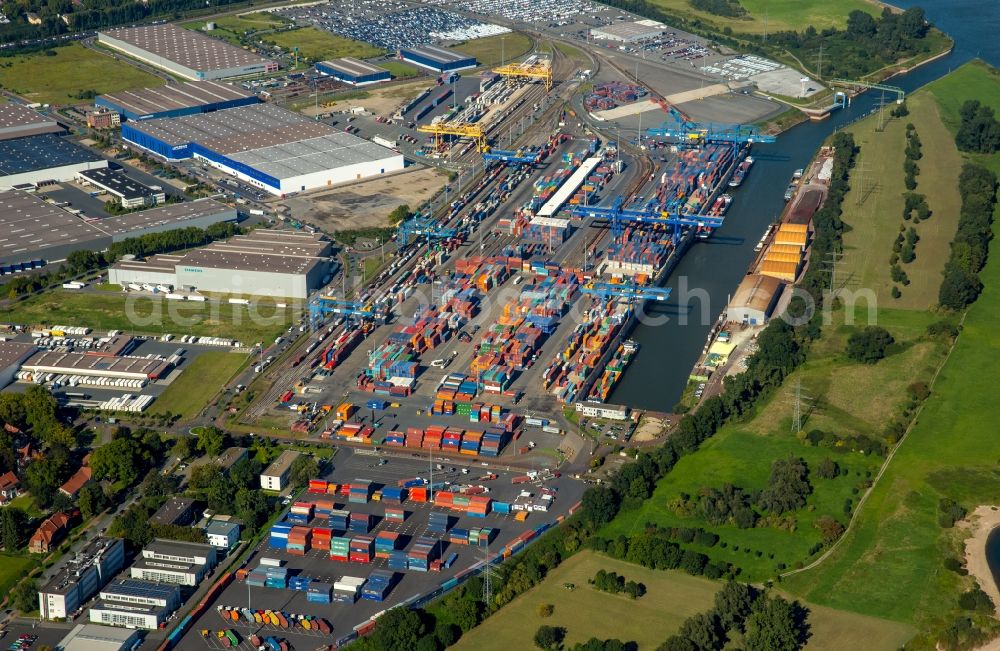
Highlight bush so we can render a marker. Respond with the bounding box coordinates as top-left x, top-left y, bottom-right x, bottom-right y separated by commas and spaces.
537, 603, 554, 618
845, 326, 894, 364
534, 625, 566, 650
